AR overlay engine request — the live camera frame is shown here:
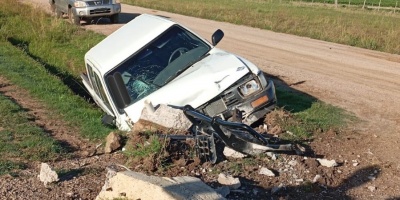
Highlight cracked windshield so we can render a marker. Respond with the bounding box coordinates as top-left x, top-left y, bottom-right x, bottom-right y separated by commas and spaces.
108, 25, 211, 105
